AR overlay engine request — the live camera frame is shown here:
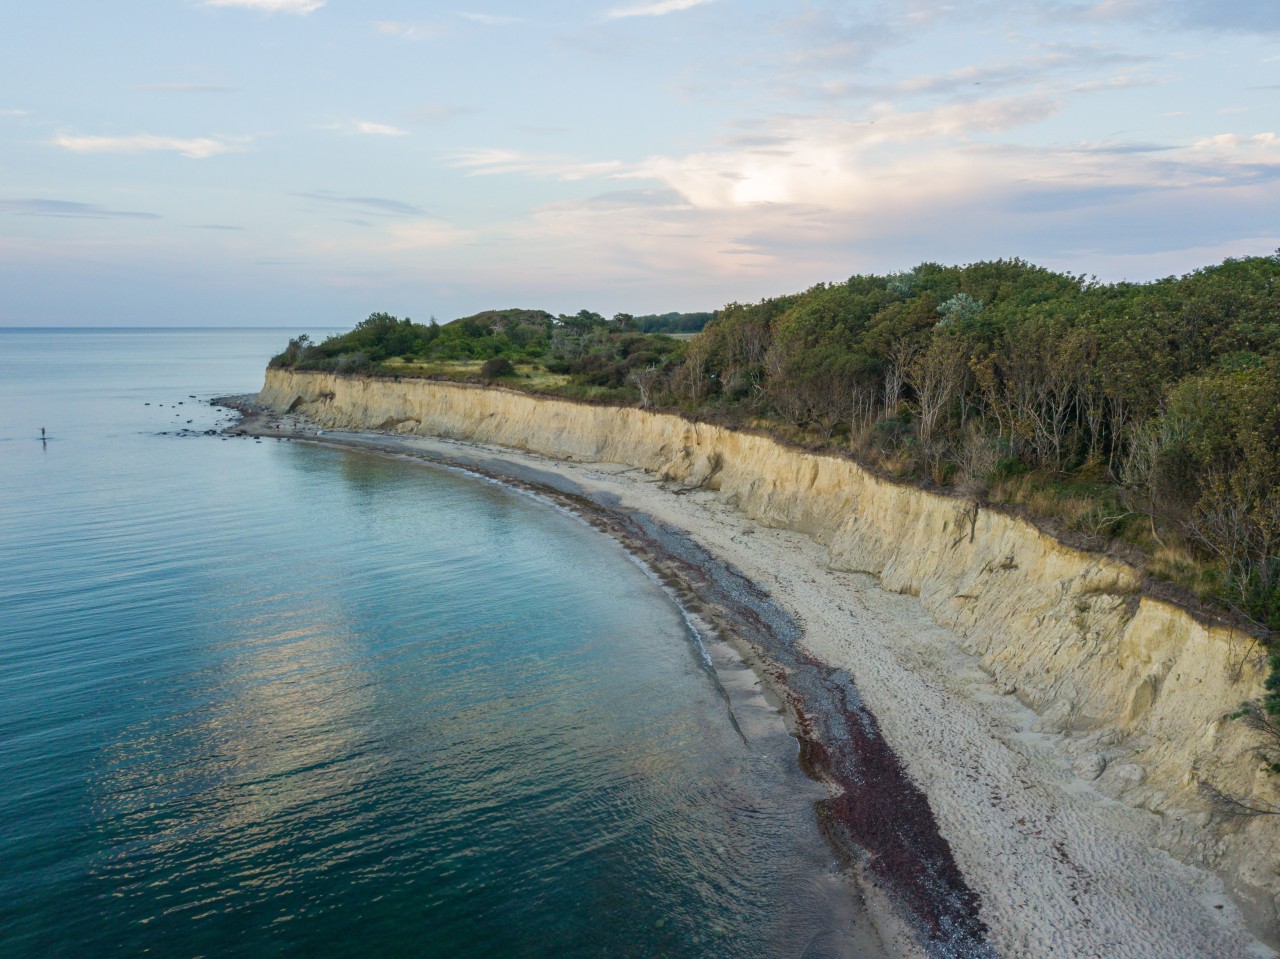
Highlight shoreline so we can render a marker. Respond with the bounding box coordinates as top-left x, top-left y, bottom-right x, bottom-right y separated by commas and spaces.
222, 401, 984, 957
221, 397, 1275, 959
